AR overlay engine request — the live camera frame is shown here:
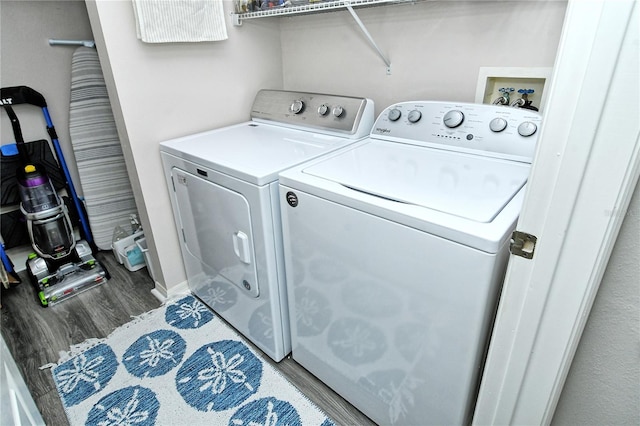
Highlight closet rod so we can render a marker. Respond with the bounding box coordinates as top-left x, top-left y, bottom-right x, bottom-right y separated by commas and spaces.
48, 39, 95, 48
